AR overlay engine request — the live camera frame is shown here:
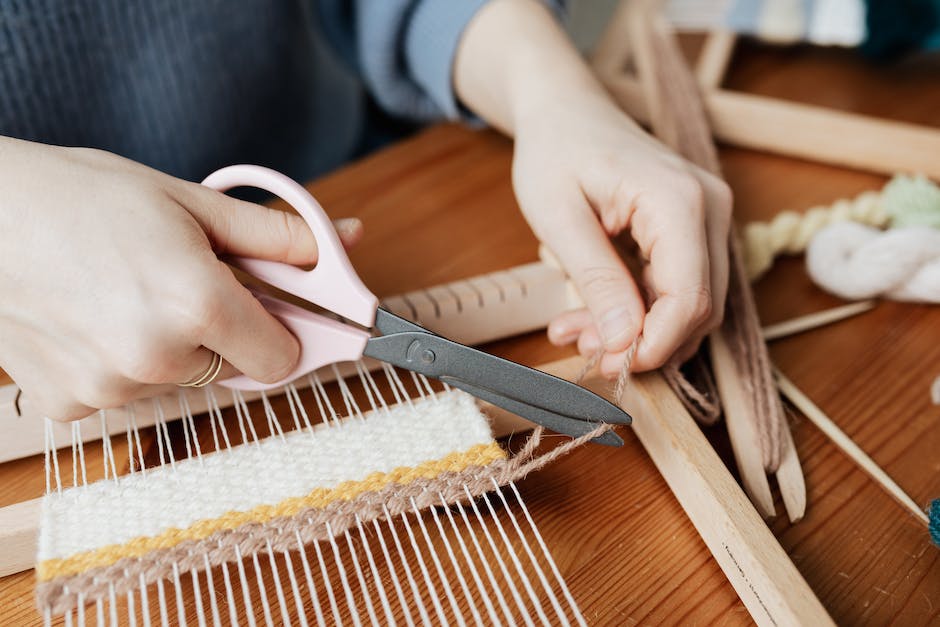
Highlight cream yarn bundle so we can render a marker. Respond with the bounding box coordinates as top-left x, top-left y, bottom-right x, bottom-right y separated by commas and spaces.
743, 174, 940, 280
806, 222, 940, 303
